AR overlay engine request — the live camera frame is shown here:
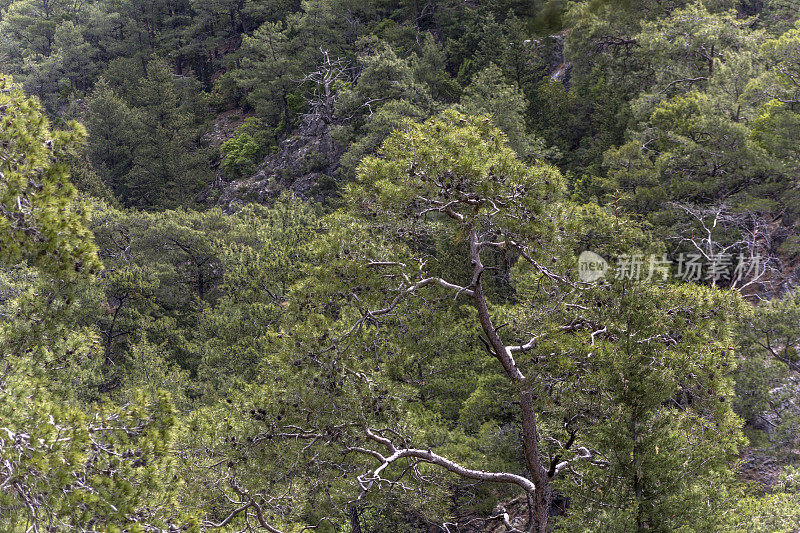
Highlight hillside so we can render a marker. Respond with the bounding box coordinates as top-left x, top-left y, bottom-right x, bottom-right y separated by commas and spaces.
1, 1, 800, 531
